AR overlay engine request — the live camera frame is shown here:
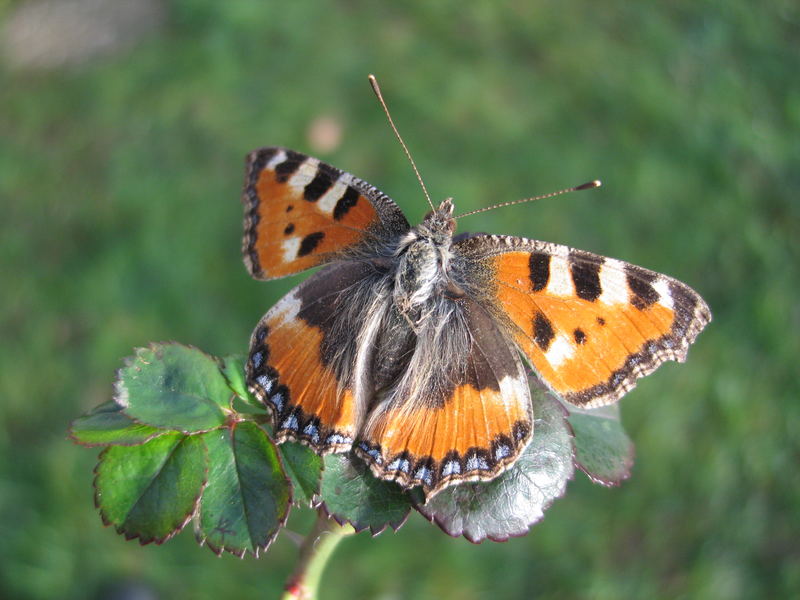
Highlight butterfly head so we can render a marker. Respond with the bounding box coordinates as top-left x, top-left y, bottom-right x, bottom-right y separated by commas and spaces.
417, 197, 456, 241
